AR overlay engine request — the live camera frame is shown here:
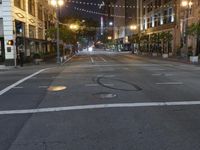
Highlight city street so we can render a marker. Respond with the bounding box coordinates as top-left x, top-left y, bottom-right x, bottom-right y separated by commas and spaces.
1, 50, 200, 150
